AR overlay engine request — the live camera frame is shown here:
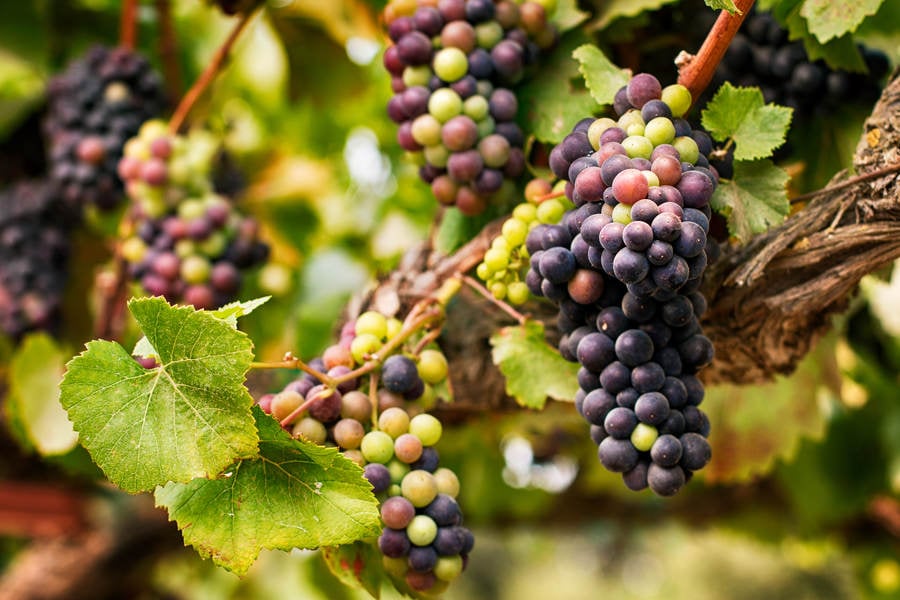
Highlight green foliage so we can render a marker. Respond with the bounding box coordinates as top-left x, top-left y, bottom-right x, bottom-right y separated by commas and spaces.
155, 407, 381, 576
591, 0, 680, 30
572, 44, 631, 108
551, 0, 591, 32
321, 542, 386, 599
60, 298, 259, 493
490, 321, 580, 409
711, 159, 790, 242
704, 0, 739, 12
800, 0, 883, 43
701, 83, 793, 161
